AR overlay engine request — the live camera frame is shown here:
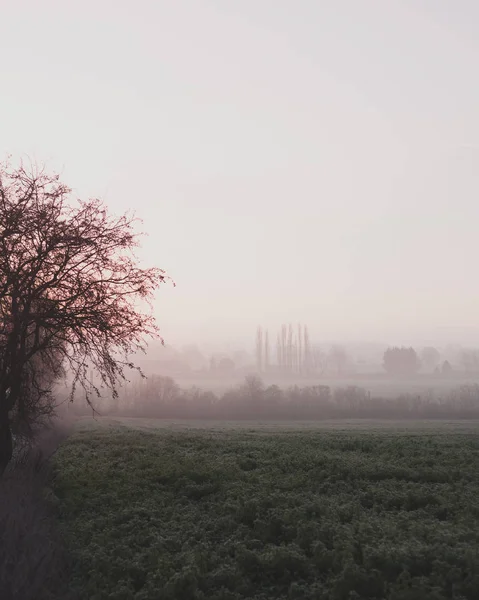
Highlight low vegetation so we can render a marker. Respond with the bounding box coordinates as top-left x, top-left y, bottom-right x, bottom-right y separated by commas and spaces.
52, 420, 479, 599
